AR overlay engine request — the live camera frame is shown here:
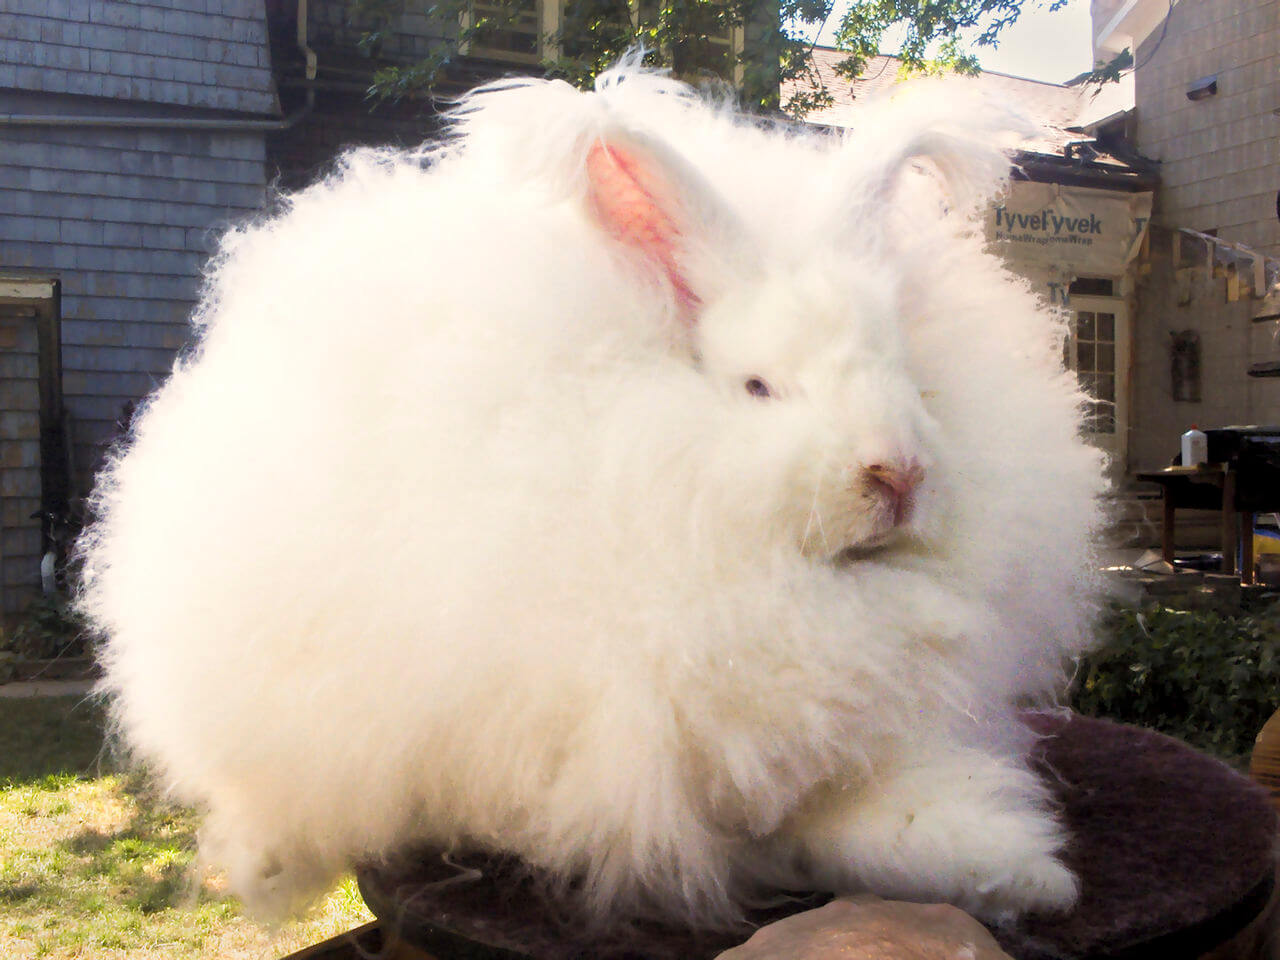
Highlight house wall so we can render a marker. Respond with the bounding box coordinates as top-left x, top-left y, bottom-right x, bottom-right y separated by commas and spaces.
261, 0, 444, 189
1127, 0, 1280, 472
266, 90, 437, 190
0, 0, 277, 114
0, 98, 268, 490
0, 3, 275, 612
0, 2, 276, 495
1092, 0, 1184, 60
